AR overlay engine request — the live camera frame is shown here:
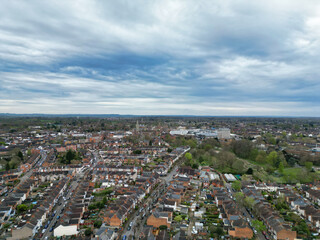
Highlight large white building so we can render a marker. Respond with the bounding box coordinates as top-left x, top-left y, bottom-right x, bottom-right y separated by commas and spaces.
54, 224, 78, 237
